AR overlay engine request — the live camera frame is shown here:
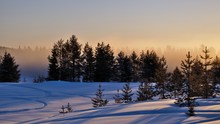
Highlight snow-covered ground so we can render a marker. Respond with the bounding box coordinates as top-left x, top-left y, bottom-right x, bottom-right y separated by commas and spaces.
0, 81, 220, 124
